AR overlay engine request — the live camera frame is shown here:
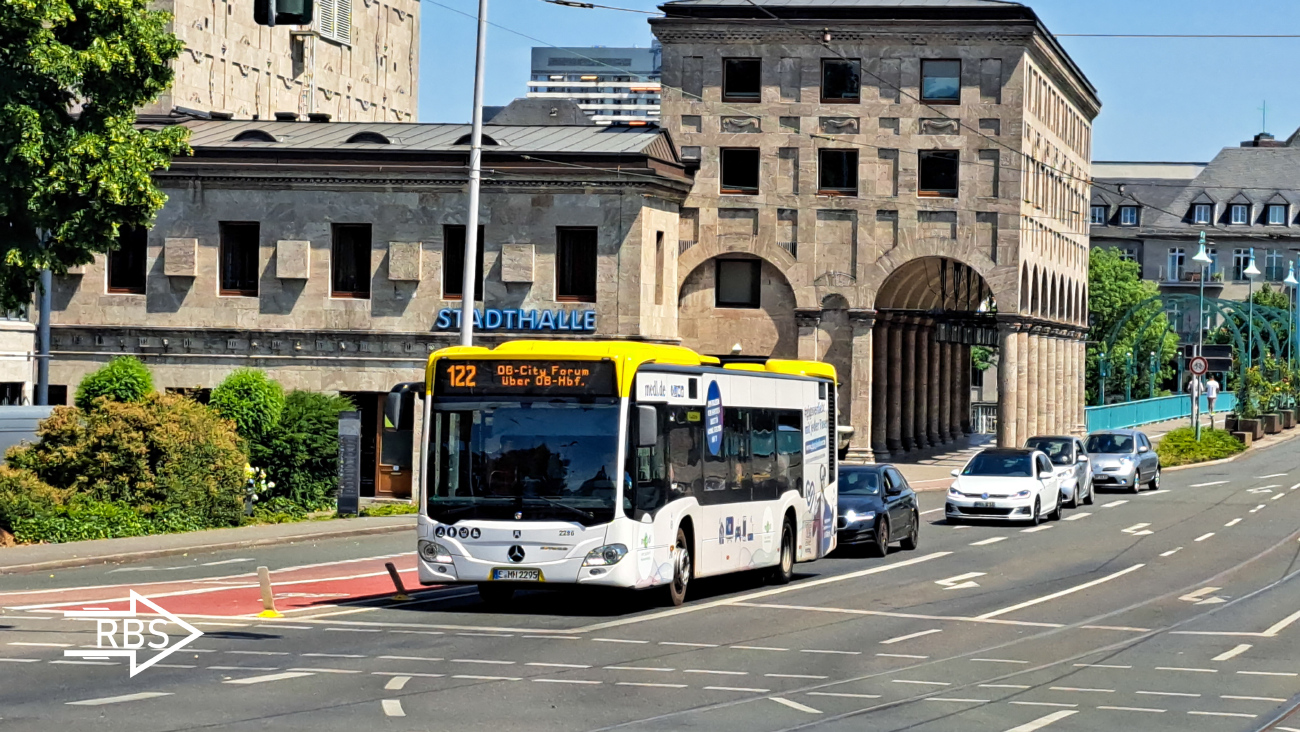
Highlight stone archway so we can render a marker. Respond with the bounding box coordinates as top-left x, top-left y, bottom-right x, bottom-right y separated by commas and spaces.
677, 254, 800, 359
